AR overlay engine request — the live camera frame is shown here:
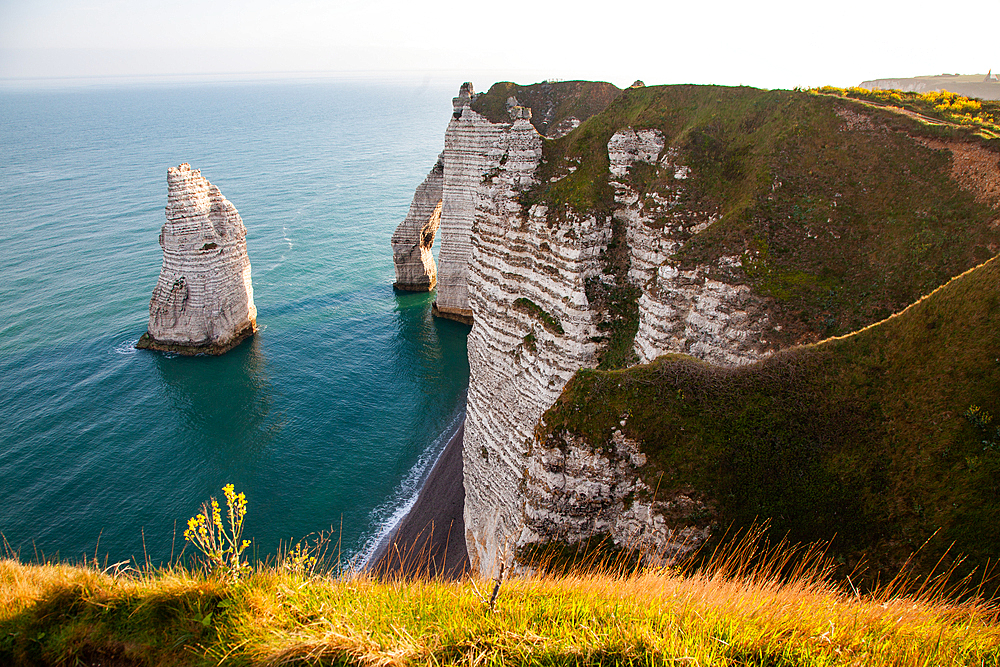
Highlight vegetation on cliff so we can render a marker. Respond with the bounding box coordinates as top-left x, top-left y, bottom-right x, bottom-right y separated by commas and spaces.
522, 84, 999, 360
540, 254, 1000, 588
817, 86, 1000, 137
470, 80, 622, 137
856, 74, 1000, 103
